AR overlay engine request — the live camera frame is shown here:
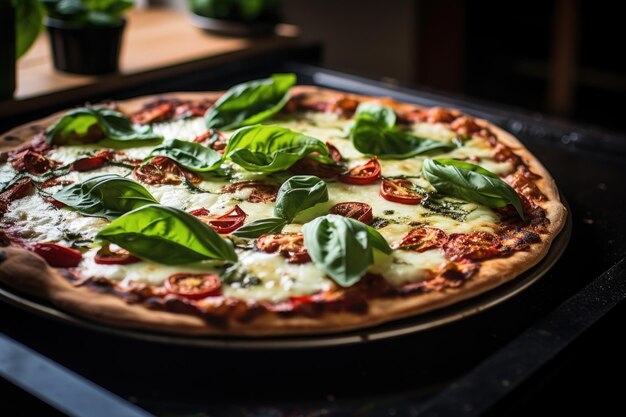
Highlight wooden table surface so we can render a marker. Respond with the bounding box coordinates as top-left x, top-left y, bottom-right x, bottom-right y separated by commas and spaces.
1, 8, 300, 119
